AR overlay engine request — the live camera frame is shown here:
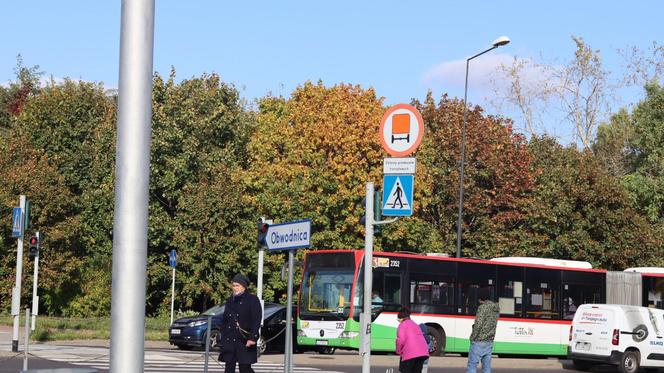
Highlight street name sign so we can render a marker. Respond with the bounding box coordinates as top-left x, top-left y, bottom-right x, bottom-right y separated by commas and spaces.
266, 219, 312, 251
379, 104, 424, 157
